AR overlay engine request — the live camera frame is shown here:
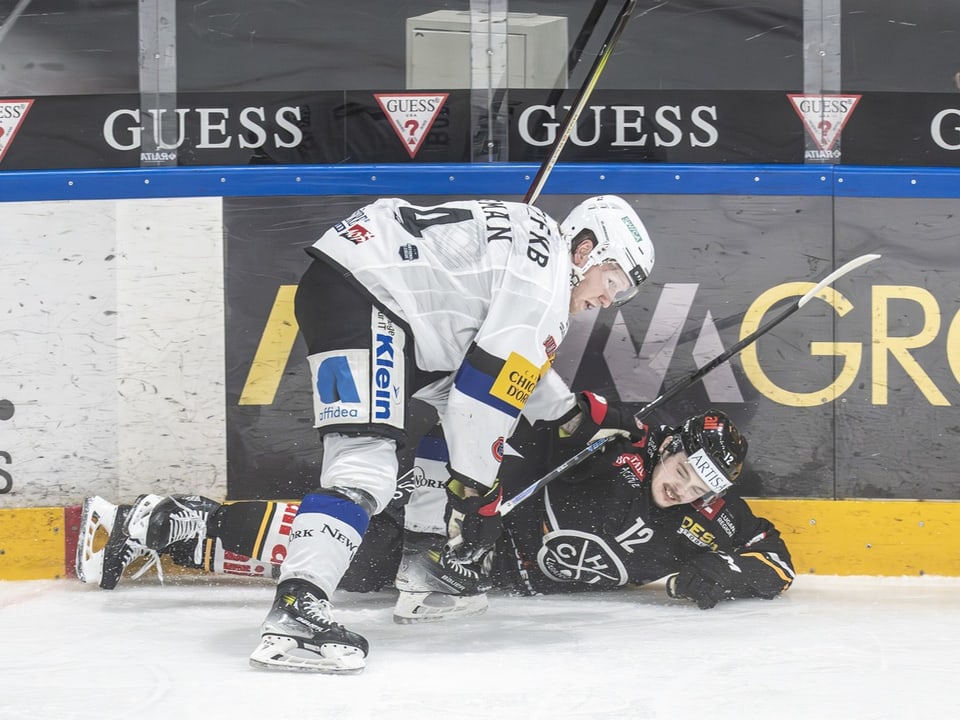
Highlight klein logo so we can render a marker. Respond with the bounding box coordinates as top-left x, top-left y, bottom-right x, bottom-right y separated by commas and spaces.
374, 333, 395, 420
